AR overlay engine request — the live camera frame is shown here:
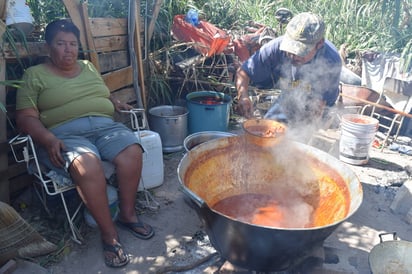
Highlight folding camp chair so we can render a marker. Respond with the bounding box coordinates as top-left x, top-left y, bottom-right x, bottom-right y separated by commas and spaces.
9, 109, 150, 244
368, 77, 412, 149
